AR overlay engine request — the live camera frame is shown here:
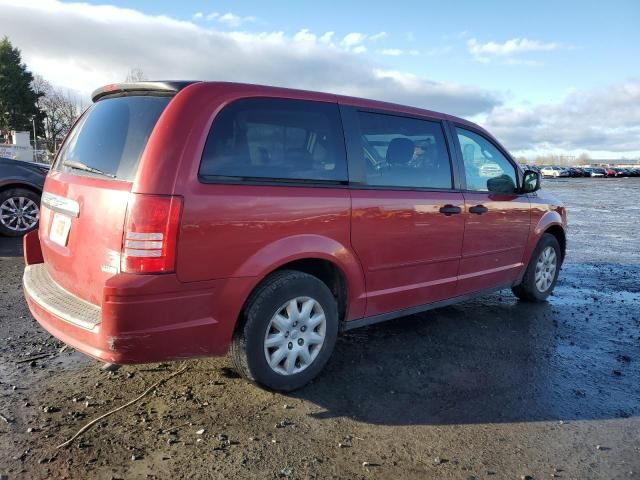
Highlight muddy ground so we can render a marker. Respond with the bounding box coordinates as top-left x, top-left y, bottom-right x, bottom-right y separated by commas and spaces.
1, 178, 639, 479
